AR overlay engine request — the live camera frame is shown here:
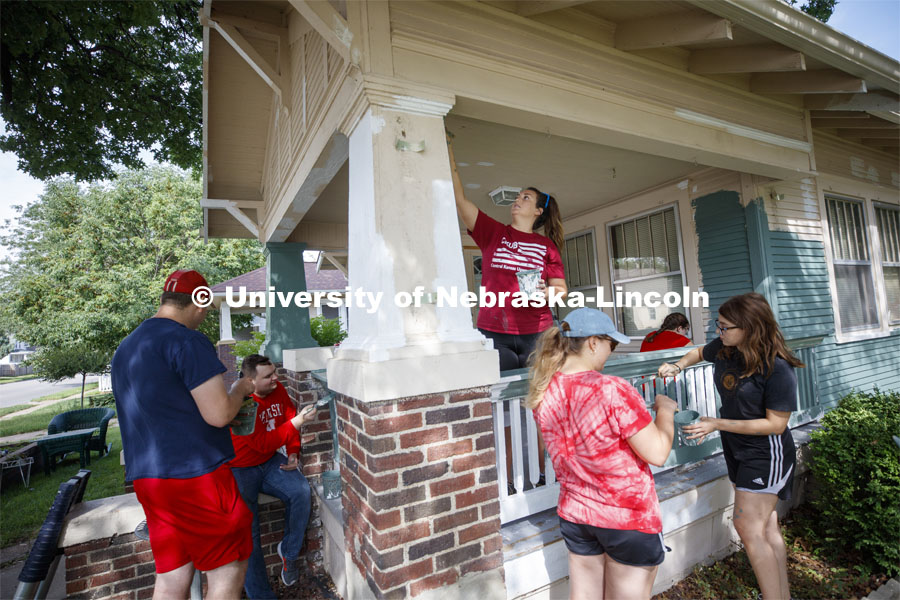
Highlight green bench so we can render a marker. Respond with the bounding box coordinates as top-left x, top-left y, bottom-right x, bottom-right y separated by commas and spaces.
47, 407, 116, 459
